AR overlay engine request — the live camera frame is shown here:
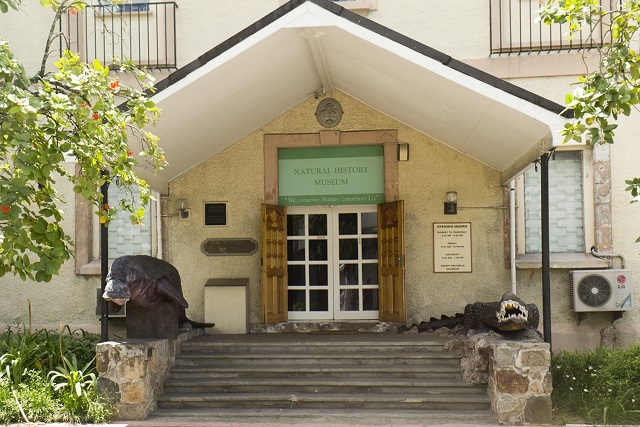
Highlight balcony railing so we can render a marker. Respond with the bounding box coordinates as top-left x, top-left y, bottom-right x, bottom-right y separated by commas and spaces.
60, 2, 177, 69
490, 0, 616, 55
